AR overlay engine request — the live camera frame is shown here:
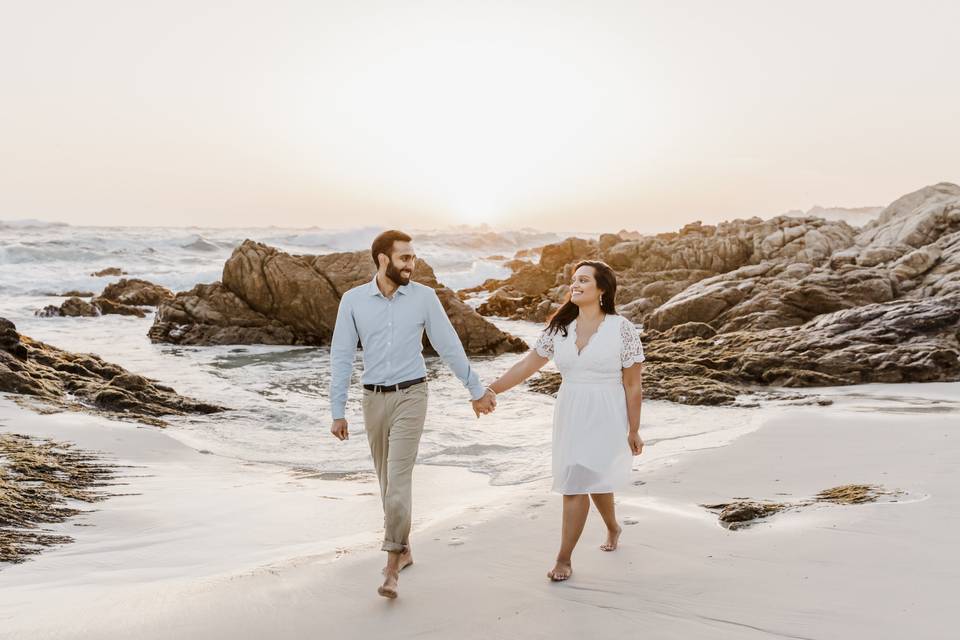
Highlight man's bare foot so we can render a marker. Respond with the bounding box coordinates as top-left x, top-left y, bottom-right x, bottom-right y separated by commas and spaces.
547, 560, 573, 582
600, 525, 622, 551
377, 571, 399, 599
381, 549, 414, 576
